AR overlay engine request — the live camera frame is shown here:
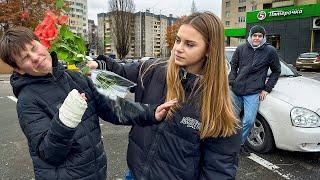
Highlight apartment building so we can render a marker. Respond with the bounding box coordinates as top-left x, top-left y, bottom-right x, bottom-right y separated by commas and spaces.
88, 19, 97, 56
222, 0, 320, 64
134, 10, 176, 58
97, 12, 135, 57
66, 0, 88, 39
97, 10, 176, 58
